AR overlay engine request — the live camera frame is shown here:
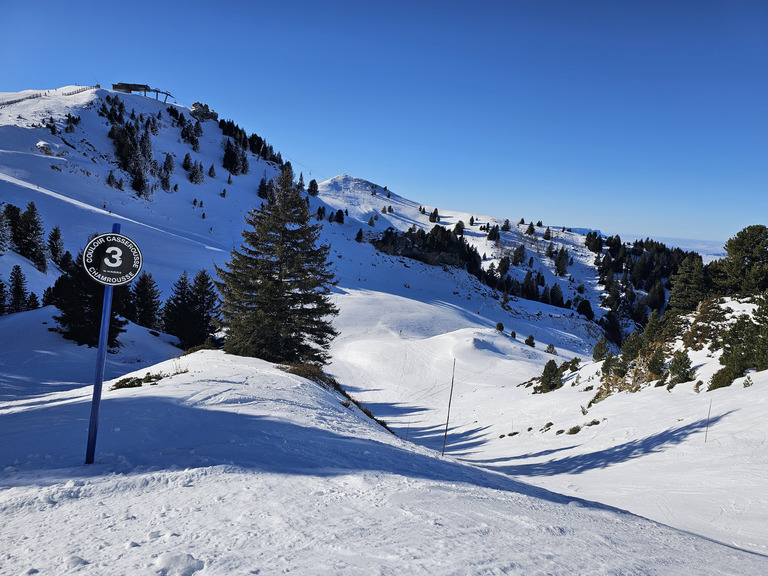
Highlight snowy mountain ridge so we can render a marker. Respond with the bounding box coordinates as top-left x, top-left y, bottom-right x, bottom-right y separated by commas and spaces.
1, 86, 767, 573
